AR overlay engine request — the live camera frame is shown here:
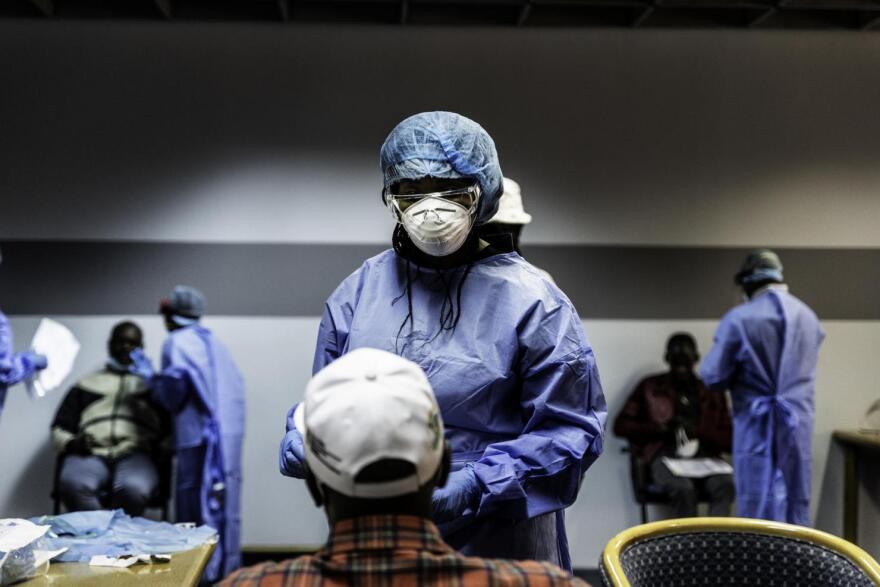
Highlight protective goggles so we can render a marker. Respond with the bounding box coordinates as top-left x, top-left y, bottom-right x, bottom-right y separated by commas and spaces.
383, 184, 481, 223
